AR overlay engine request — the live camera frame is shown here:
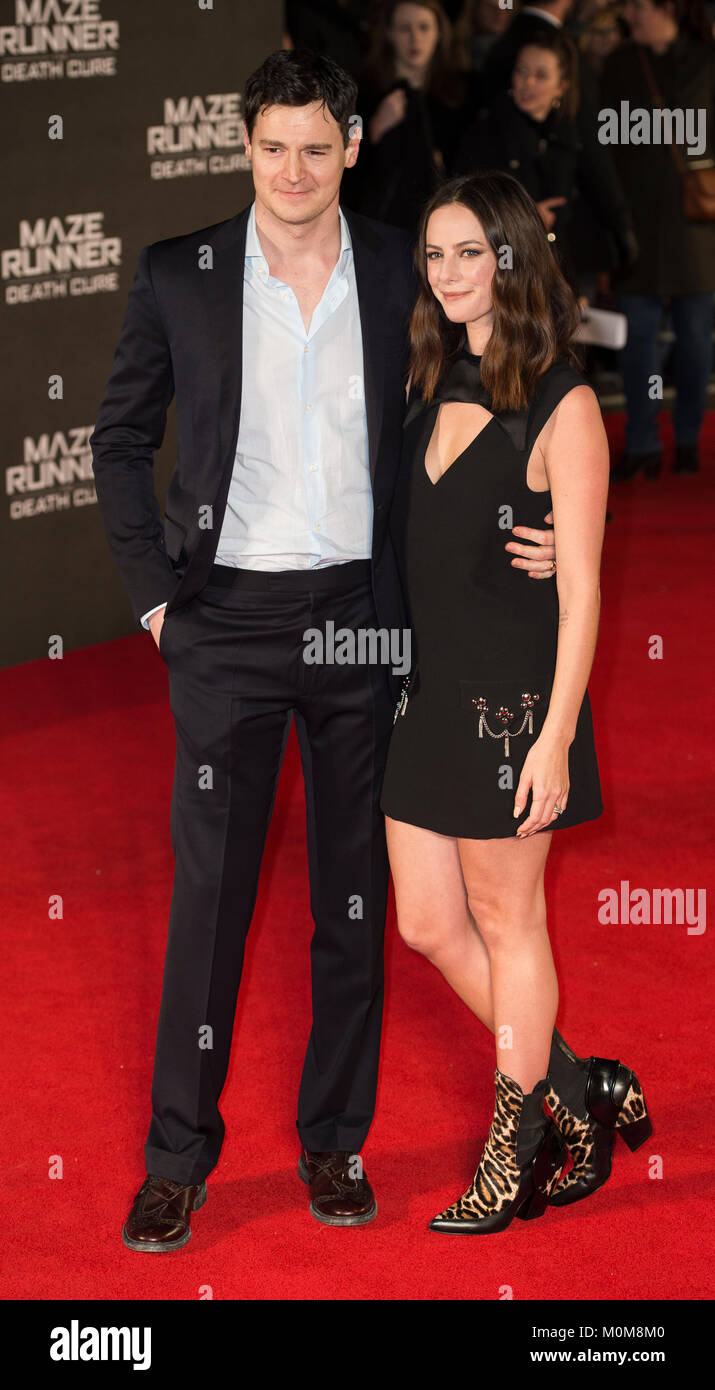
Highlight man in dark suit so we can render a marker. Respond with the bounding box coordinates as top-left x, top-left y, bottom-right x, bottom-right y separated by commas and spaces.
91, 48, 557, 1252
